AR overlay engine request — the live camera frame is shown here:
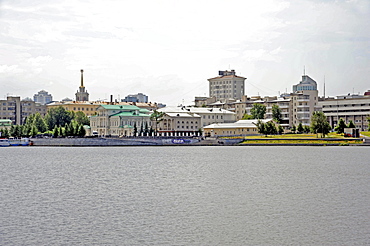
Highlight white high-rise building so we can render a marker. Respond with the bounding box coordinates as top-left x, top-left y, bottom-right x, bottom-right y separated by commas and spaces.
208, 70, 246, 101
33, 90, 53, 105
